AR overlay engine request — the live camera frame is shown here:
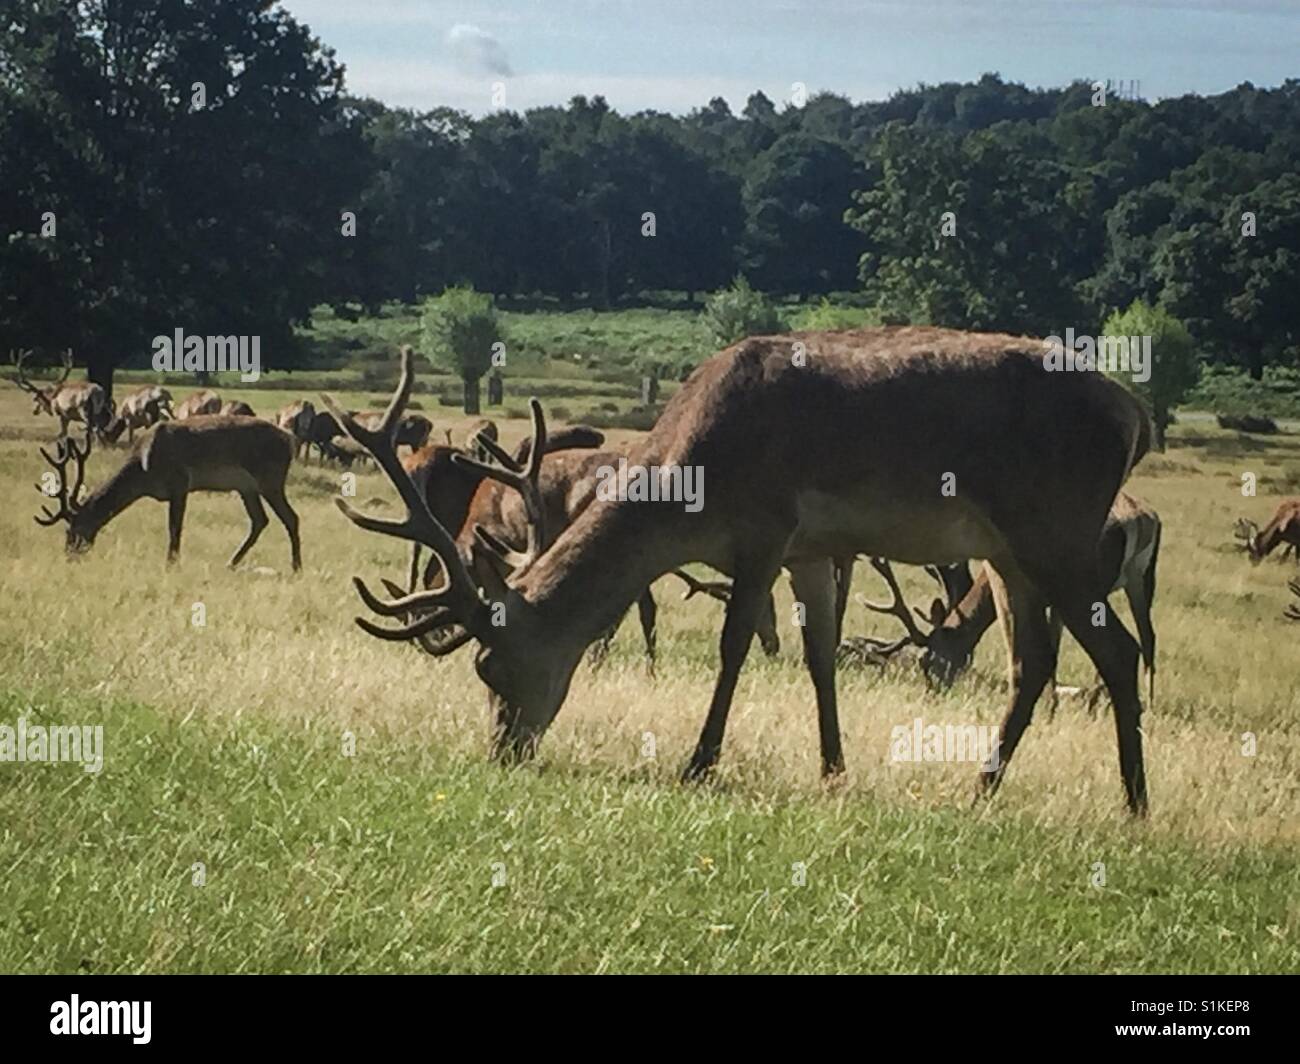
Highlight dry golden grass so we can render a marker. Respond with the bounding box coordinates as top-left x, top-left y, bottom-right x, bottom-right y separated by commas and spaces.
1, 385, 1296, 855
